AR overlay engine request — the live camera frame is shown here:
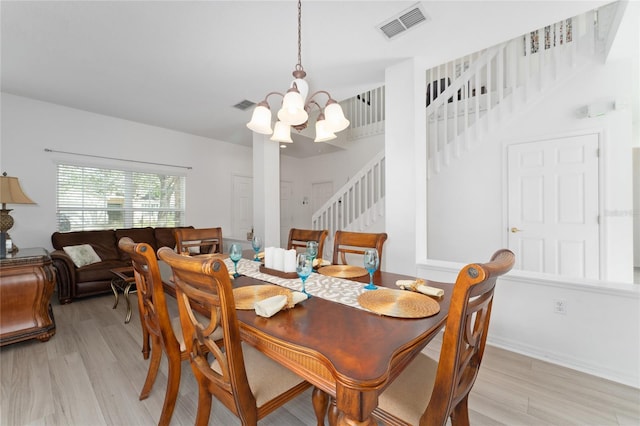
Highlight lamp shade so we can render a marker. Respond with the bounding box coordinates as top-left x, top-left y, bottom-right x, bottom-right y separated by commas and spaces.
271, 121, 293, 143
324, 100, 350, 132
246, 104, 273, 135
278, 87, 308, 126
0, 175, 35, 205
314, 114, 336, 142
